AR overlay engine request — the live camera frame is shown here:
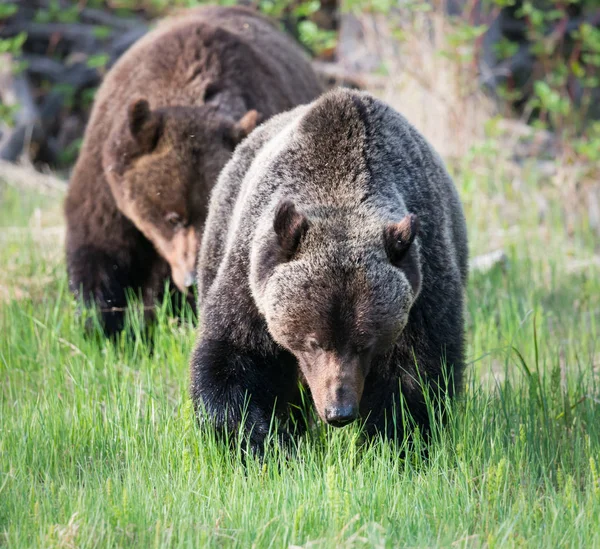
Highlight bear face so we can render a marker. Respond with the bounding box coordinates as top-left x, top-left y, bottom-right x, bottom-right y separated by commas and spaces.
253, 200, 422, 427
103, 98, 259, 291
